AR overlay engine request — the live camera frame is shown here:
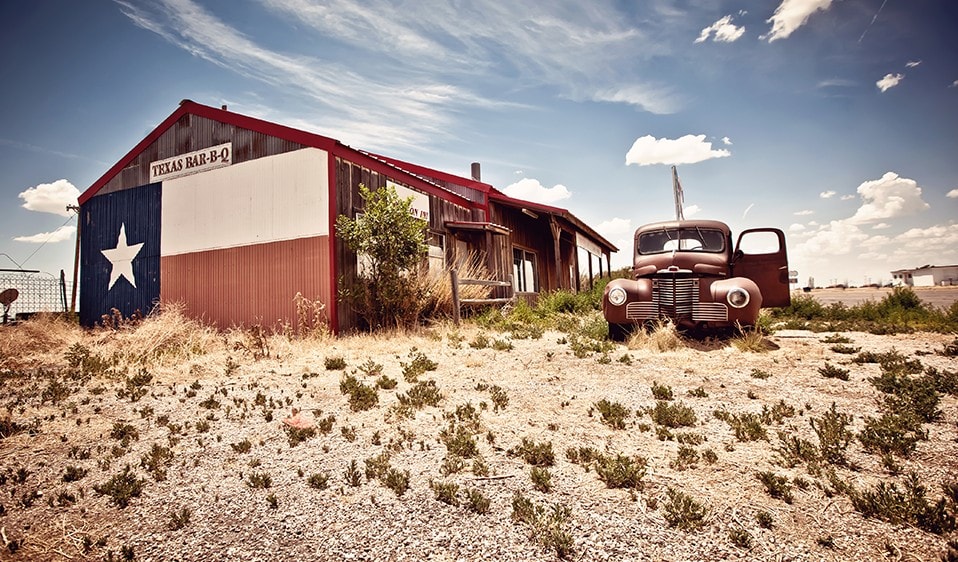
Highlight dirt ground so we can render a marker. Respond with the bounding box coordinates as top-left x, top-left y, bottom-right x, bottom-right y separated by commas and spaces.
0, 315, 956, 561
